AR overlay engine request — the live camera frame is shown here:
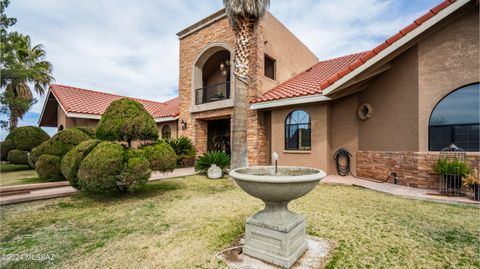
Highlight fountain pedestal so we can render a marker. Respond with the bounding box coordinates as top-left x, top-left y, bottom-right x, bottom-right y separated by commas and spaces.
229, 166, 326, 269
244, 202, 307, 268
